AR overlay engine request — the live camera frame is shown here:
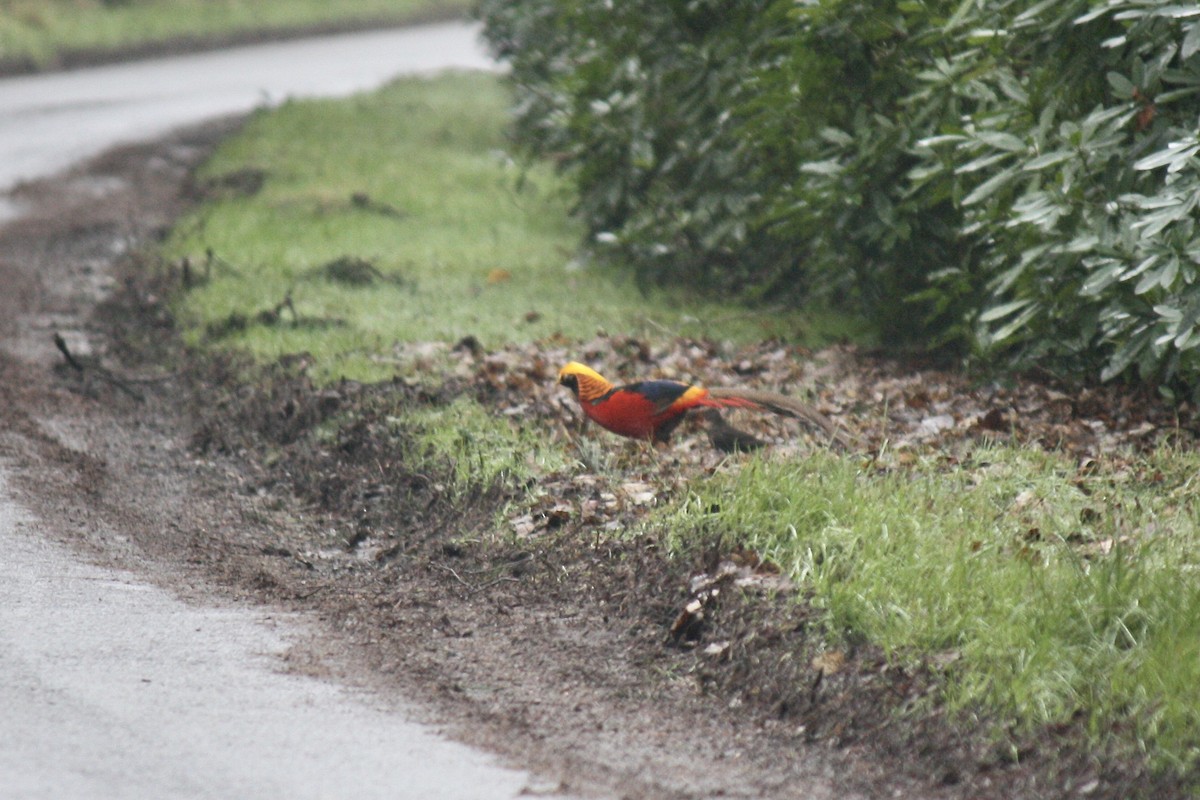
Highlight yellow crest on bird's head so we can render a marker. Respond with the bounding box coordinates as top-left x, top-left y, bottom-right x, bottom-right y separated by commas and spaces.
557, 361, 613, 401
557, 361, 605, 384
